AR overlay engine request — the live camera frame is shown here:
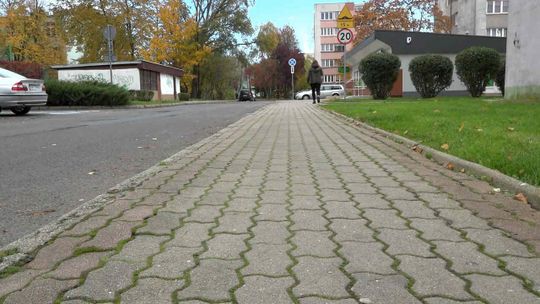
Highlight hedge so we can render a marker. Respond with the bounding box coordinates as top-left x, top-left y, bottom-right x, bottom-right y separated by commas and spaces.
409, 55, 453, 98
45, 80, 130, 106
178, 93, 190, 101
455, 47, 501, 97
359, 52, 401, 100
128, 90, 155, 101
